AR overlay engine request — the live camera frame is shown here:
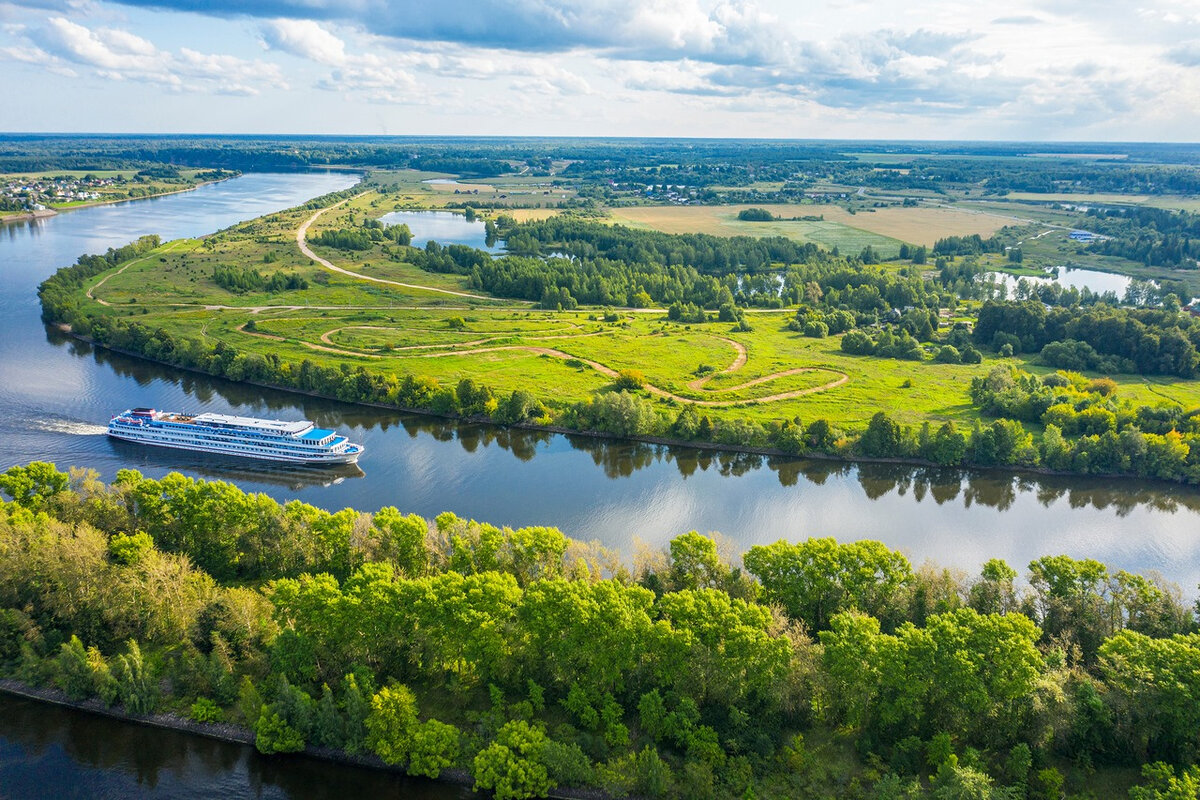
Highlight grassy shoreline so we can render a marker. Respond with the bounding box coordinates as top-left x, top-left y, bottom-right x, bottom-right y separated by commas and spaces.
60, 325, 1200, 492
